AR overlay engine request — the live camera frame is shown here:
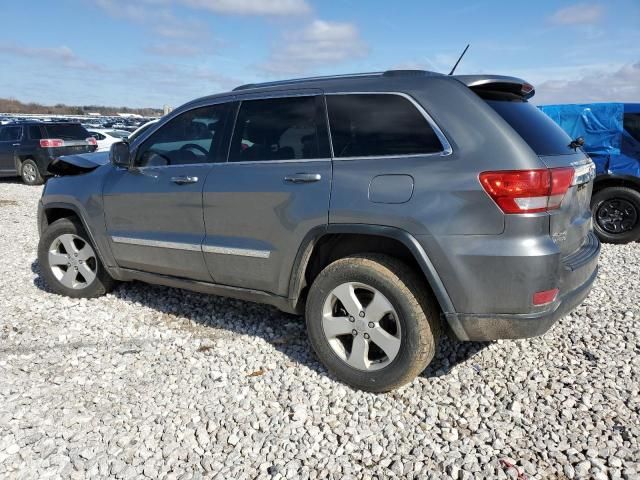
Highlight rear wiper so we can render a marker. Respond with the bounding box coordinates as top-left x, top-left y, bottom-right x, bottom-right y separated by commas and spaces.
569, 137, 584, 151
